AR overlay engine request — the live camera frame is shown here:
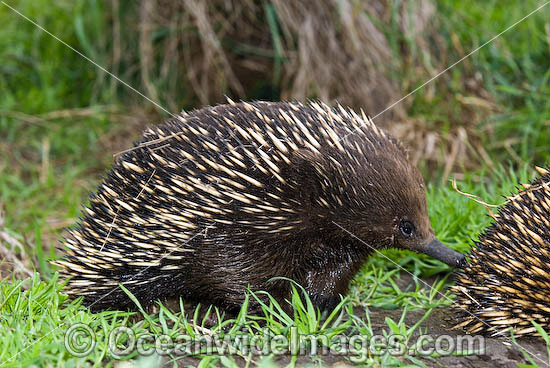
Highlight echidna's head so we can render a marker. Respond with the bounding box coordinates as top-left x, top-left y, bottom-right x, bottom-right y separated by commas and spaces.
294, 134, 465, 268
369, 157, 466, 268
